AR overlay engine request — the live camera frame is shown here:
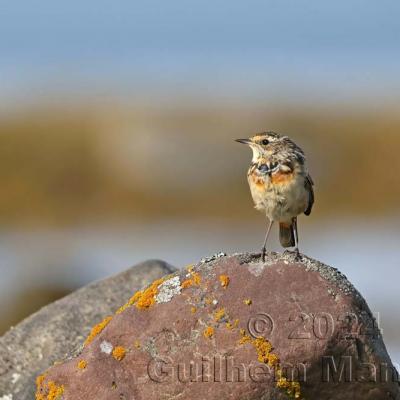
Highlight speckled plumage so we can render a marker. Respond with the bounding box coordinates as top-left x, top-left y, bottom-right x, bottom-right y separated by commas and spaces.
236, 131, 314, 256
